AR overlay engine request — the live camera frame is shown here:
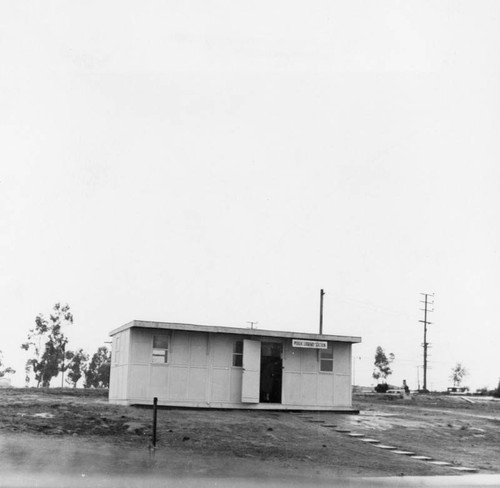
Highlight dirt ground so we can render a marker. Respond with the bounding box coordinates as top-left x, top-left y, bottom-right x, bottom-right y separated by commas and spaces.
1, 388, 499, 480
